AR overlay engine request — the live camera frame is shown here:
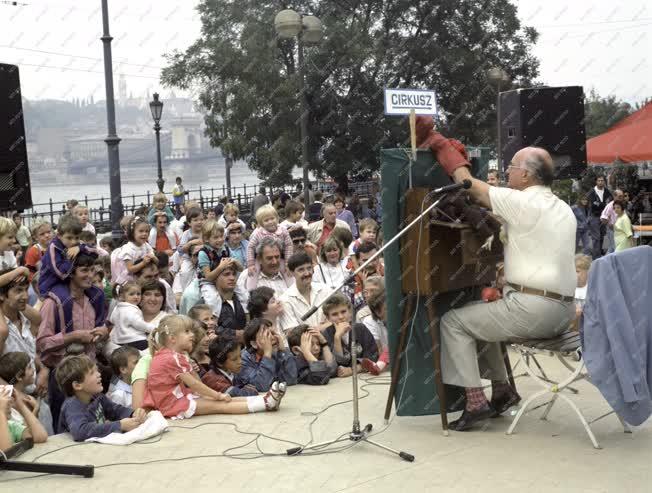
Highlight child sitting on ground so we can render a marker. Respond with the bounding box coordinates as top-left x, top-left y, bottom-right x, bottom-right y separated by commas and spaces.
147, 192, 175, 226
287, 324, 337, 385
189, 322, 215, 378
0, 386, 48, 451
112, 216, 157, 285
239, 318, 298, 391
143, 315, 287, 418
109, 281, 156, 351
321, 292, 379, 377
246, 205, 293, 277
188, 304, 218, 336
360, 292, 390, 375
201, 336, 259, 396
107, 346, 140, 408
72, 205, 95, 234
0, 352, 54, 435
56, 354, 147, 441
